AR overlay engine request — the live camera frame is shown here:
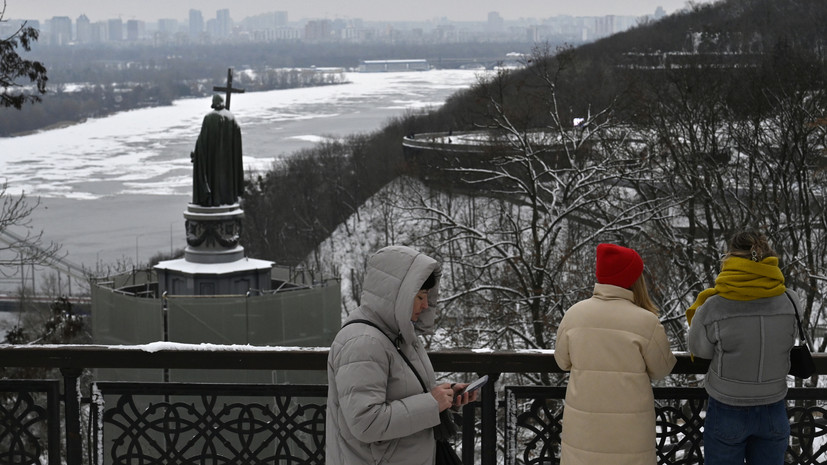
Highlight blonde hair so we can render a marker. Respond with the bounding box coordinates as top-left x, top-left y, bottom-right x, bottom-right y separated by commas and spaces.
631, 275, 659, 316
